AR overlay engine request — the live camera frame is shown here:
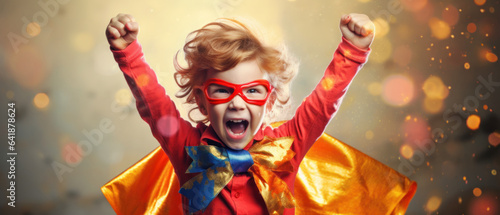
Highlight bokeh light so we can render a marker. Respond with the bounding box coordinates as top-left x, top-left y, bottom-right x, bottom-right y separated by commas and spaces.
464, 62, 471, 69
62, 143, 83, 165
473, 188, 482, 197
6, 90, 14, 99
469, 194, 499, 215
365, 130, 374, 140
321, 77, 335, 91
442, 5, 459, 26
488, 132, 500, 147
474, 0, 487, 6
33, 93, 50, 109
429, 18, 451, 40
485, 52, 498, 63
372, 18, 390, 38
422, 76, 449, 99
492, 169, 497, 176
6, 46, 48, 89
467, 23, 477, 33
466, 114, 481, 130
137, 74, 151, 87
426, 196, 442, 212
382, 74, 414, 107
156, 115, 180, 137
400, 144, 414, 159
26, 22, 41, 37
414, 3, 435, 24
403, 116, 431, 144
115, 88, 134, 106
